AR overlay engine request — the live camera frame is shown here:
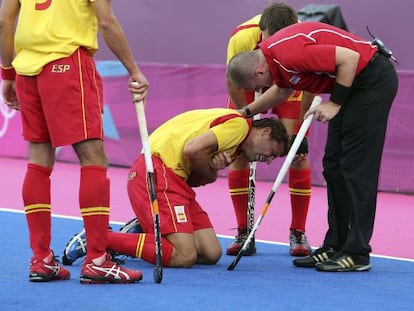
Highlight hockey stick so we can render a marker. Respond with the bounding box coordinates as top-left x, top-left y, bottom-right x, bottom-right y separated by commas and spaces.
132, 89, 163, 284
246, 91, 262, 248
227, 95, 322, 271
